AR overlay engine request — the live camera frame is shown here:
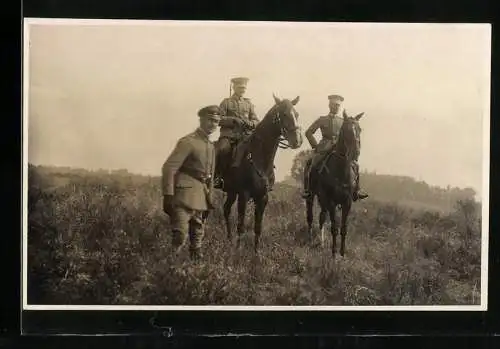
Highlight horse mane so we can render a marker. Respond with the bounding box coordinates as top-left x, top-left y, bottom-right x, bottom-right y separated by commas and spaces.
245, 102, 282, 175
253, 102, 280, 132
317, 116, 359, 190
246, 101, 283, 150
